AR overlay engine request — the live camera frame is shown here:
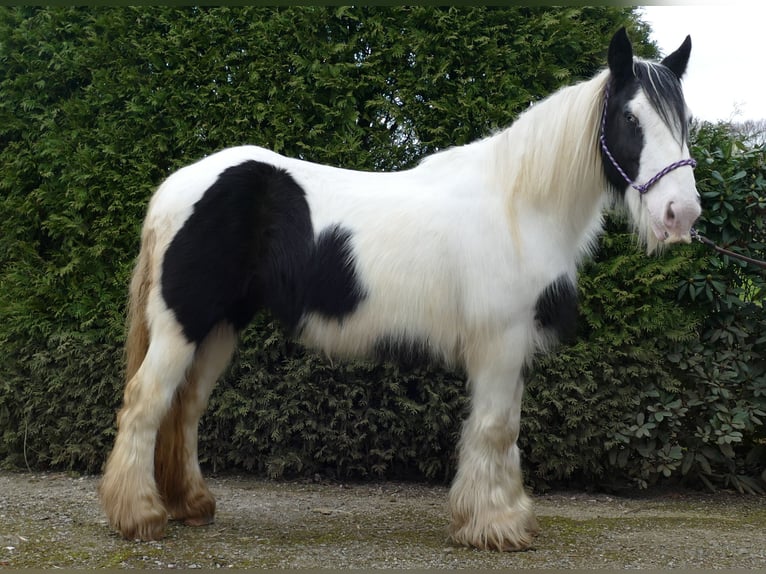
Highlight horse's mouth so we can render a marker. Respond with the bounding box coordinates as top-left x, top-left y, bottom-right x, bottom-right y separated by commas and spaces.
652, 222, 693, 245
662, 231, 693, 245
